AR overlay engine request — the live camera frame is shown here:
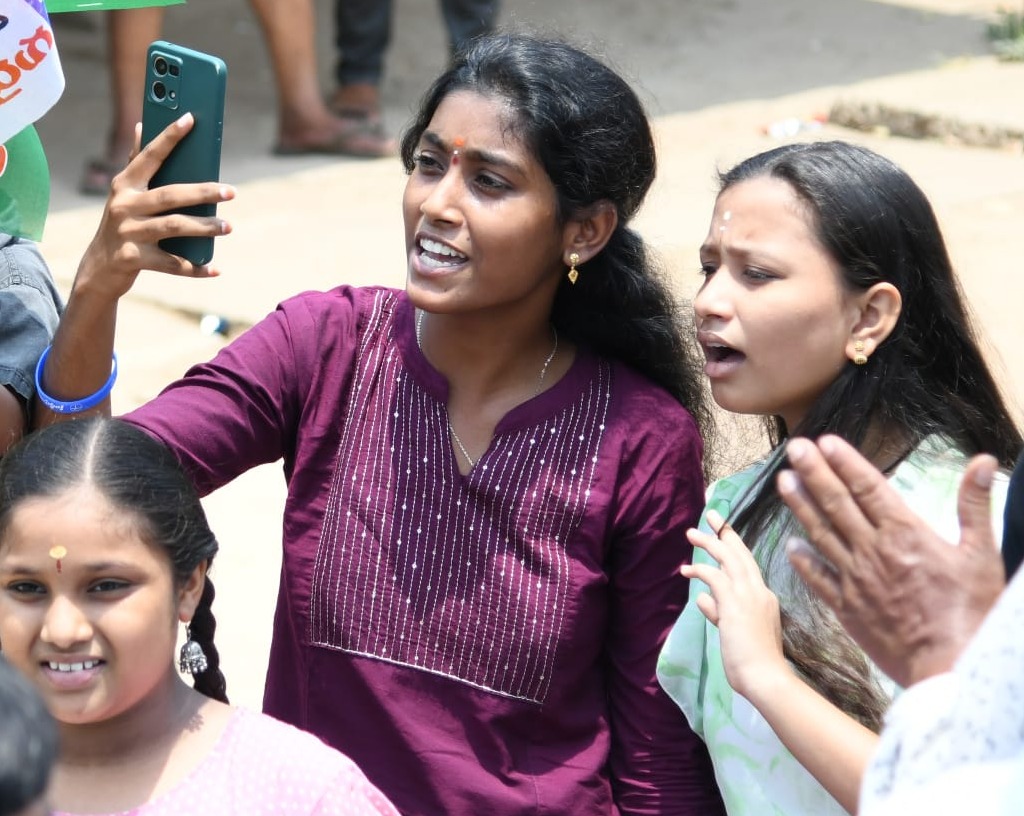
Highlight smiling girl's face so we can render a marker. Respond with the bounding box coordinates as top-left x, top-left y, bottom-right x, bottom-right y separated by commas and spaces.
693, 176, 866, 430
0, 486, 197, 726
